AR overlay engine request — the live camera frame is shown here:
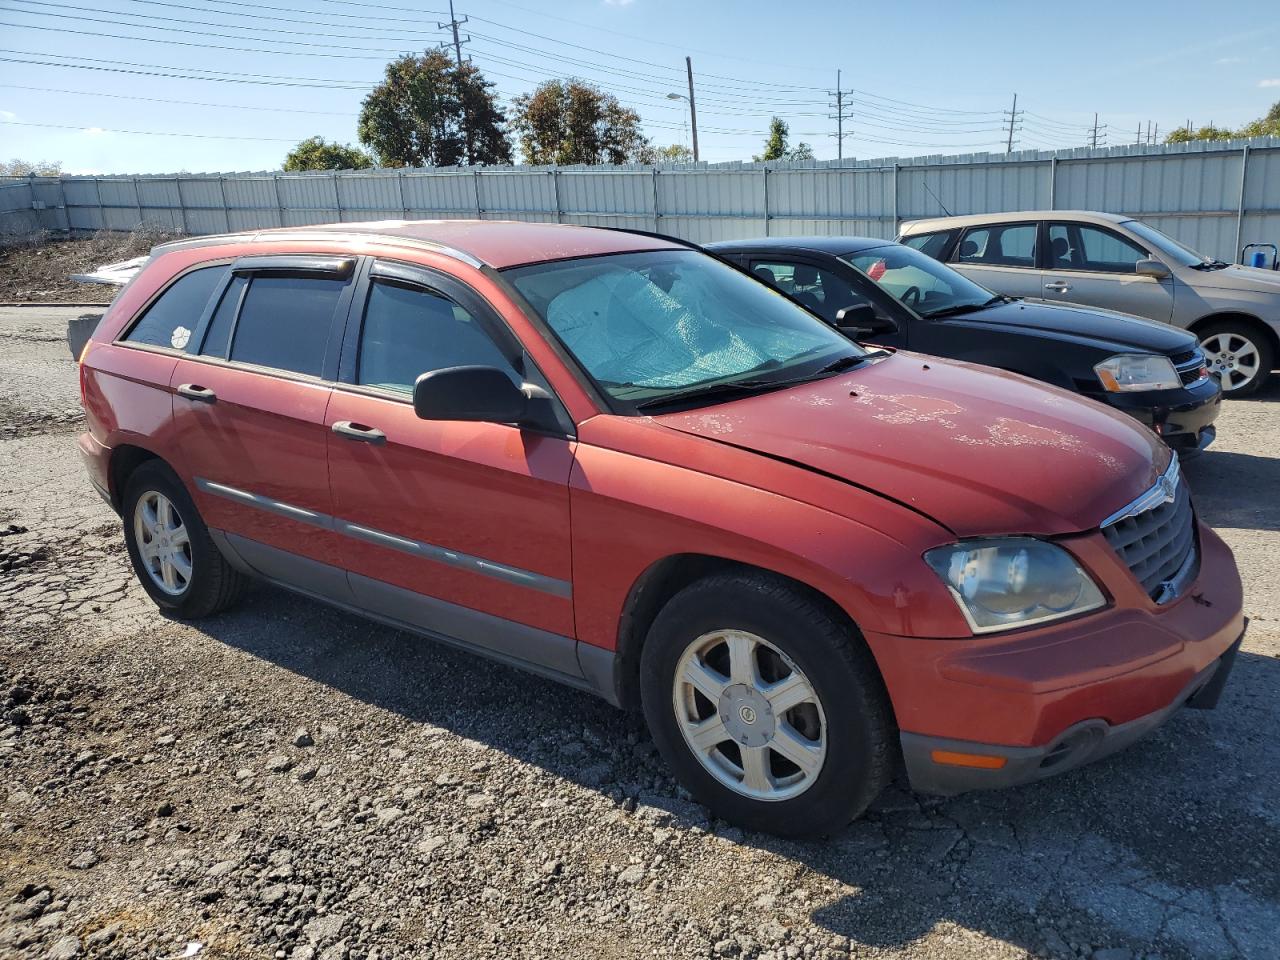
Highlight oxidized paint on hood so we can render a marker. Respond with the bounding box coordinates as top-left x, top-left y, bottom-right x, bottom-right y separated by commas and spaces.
655, 351, 1169, 538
